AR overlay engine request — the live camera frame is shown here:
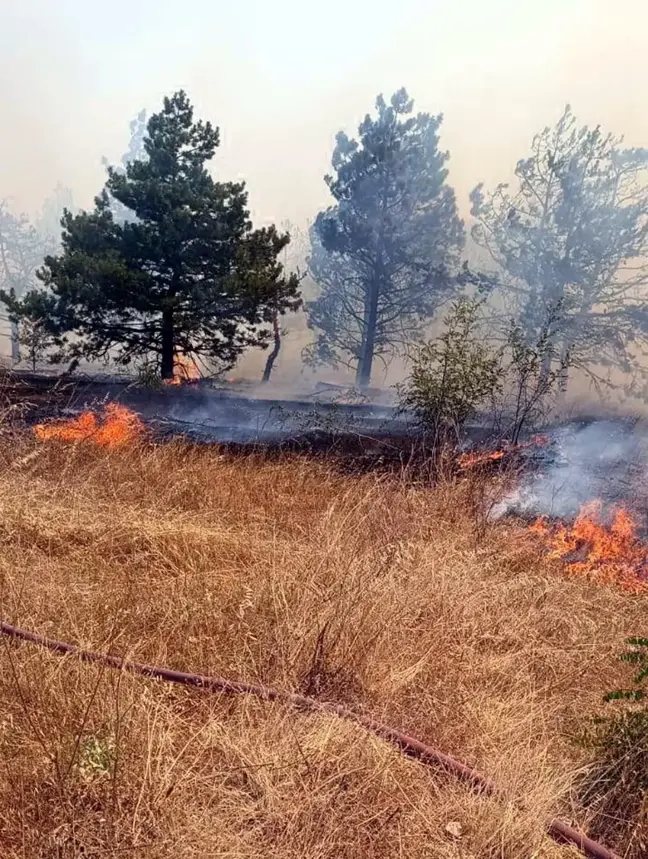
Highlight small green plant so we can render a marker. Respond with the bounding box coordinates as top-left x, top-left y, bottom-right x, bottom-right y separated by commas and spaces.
17, 317, 55, 371
606, 636, 648, 702
397, 296, 503, 440
577, 637, 648, 857
77, 733, 115, 781
136, 358, 163, 389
